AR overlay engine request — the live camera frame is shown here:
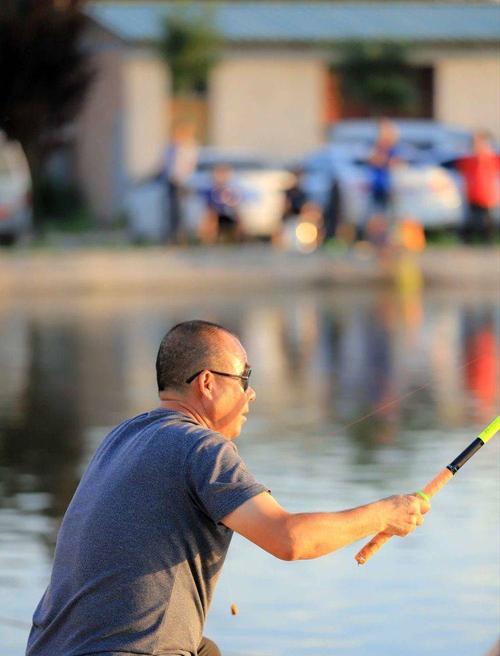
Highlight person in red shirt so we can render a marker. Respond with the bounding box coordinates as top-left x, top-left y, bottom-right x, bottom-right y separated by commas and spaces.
459, 130, 500, 243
